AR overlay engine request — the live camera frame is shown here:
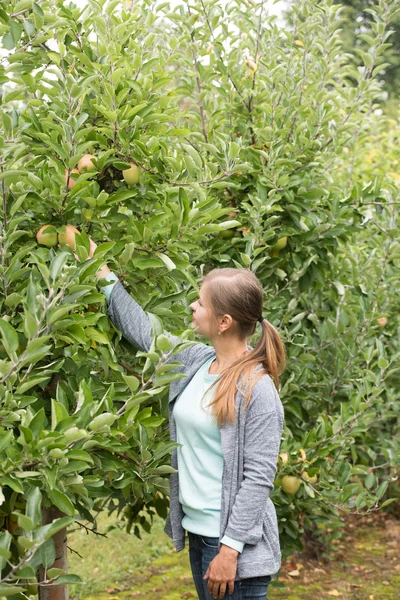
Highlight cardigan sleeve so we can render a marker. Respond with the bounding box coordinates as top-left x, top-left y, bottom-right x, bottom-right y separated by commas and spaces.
222, 409, 283, 546
102, 276, 203, 367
